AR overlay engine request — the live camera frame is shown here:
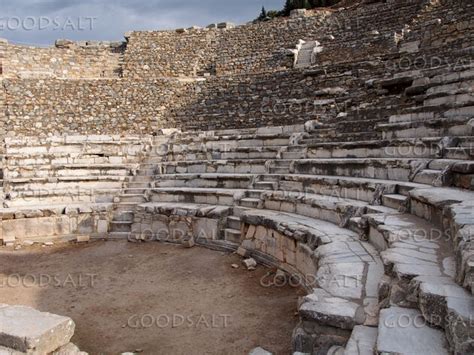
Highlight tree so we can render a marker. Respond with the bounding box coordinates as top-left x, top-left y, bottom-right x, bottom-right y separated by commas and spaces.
257, 6, 268, 21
